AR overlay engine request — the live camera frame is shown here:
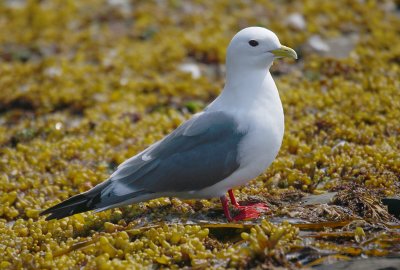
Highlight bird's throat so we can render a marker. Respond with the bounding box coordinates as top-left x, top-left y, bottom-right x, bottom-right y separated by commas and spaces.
209, 70, 281, 115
